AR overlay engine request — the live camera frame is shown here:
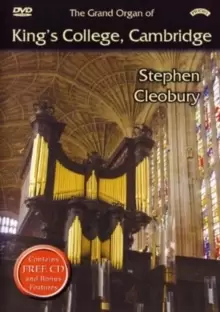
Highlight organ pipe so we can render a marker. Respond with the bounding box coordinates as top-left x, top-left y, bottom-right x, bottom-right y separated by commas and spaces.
101, 240, 111, 259
98, 260, 104, 298
36, 136, 49, 196
86, 170, 97, 199
67, 216, 82, 265
151, 228, 157, 269
99, 174, 127, 207
81, 235, 91, 257
53, 161, 85, 200
91, 236, 101, 262
163, 285, 167, 312
28, 134, 49, 197
110, 222, 123, 270
67, 224, 123, 269
99, 259, 111, 311
135, 157, 149, 212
